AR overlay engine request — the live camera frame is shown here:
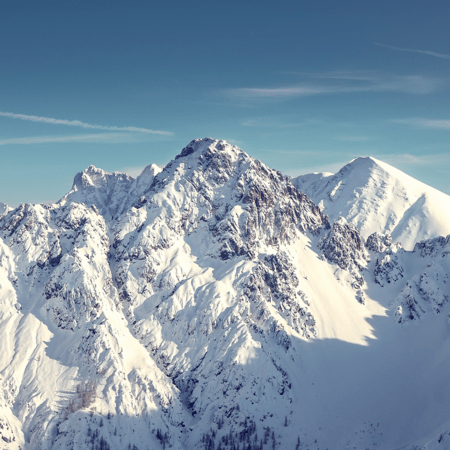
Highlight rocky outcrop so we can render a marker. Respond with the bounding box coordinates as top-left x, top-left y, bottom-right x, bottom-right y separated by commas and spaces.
392, 234, 450, 324
318, 217, 369, 272
318, 217, 369, 300
366, 232, 396, 254
414, 234, 450, 258
366, 232, 404, 287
